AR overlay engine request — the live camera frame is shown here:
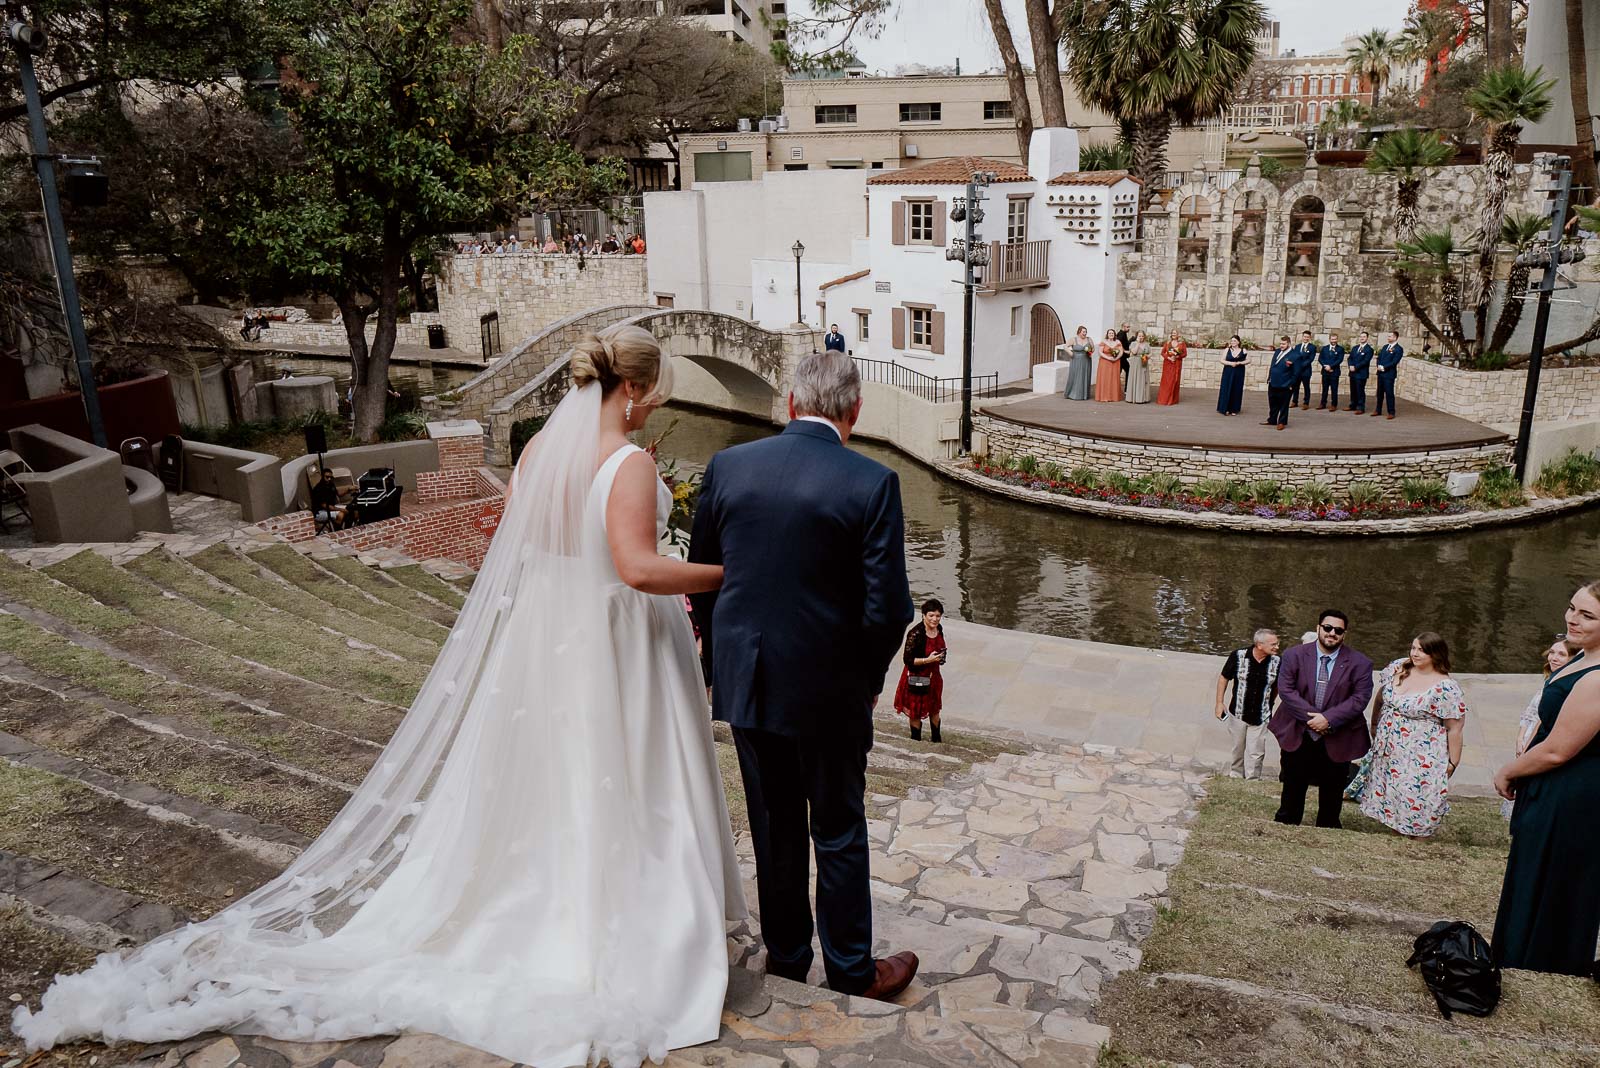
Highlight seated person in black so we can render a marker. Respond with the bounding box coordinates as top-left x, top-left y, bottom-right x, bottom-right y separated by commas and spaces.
310, 467, 352, 529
